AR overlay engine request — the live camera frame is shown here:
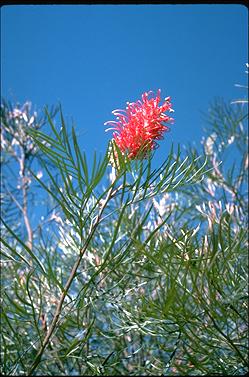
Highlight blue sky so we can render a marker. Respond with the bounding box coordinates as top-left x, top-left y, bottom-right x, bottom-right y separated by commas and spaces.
1, 4, 248, 165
